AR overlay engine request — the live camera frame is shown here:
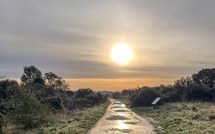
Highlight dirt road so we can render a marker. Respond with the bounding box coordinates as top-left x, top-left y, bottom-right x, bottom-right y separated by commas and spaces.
88, 99, 156, 134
